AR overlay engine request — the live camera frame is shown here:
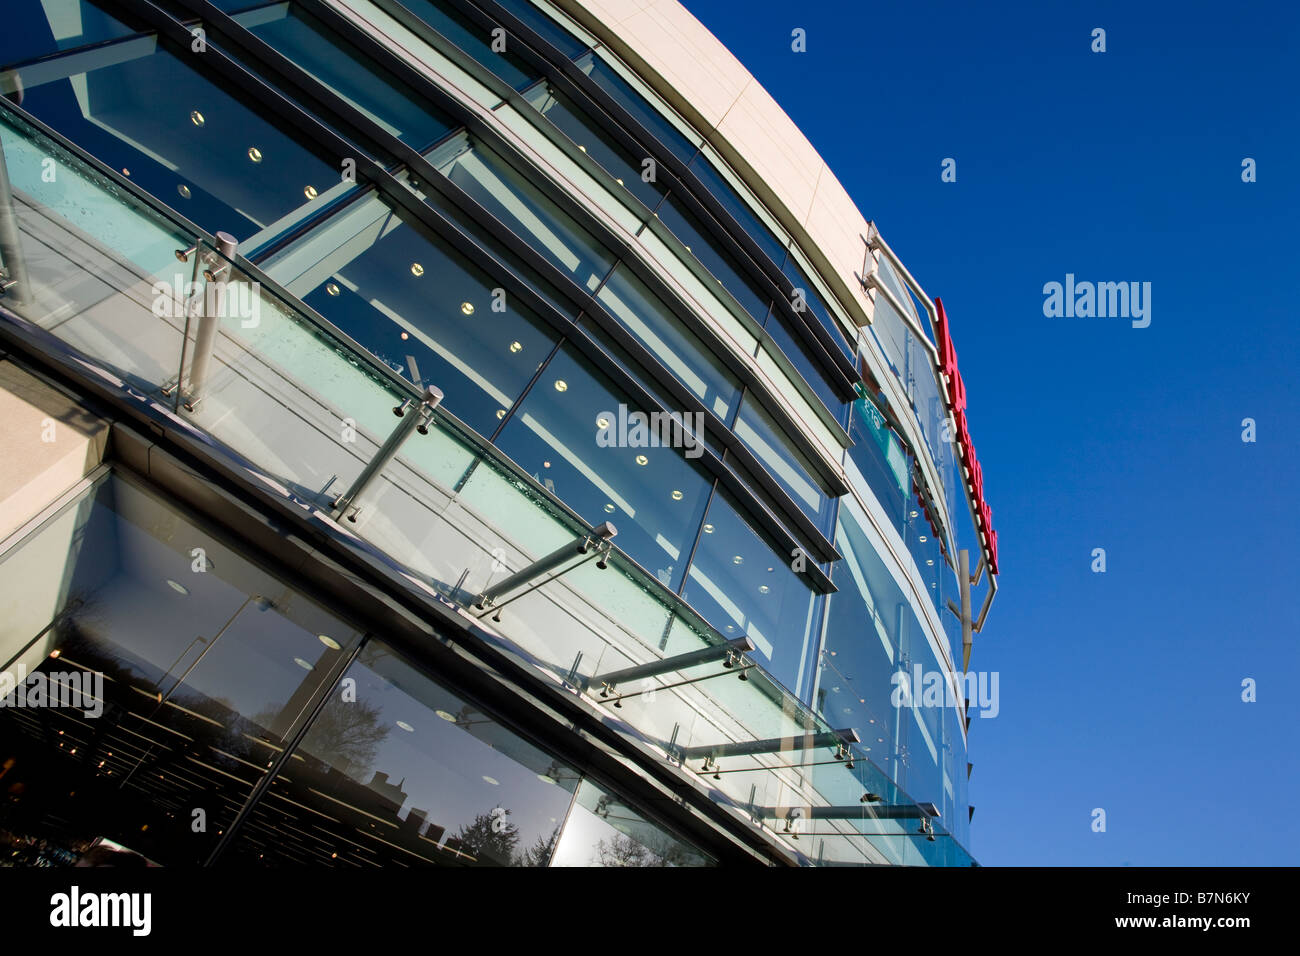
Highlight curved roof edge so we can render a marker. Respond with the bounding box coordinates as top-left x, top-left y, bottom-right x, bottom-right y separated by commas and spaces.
550, 0, 879, 332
